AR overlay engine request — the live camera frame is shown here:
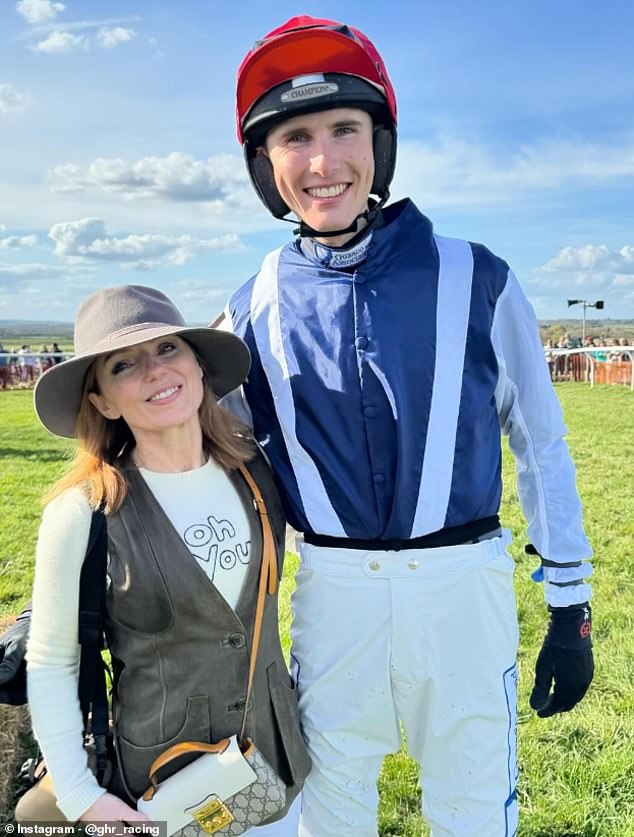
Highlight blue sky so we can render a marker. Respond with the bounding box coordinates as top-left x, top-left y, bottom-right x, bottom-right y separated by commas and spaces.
1, 0, 633, 323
